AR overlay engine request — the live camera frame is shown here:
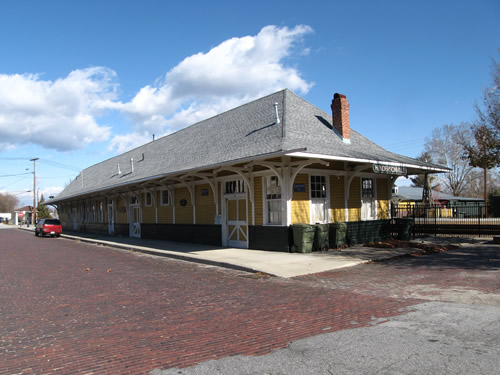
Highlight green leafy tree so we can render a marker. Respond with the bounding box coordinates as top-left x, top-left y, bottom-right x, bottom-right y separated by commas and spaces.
37, 194, 51, 219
